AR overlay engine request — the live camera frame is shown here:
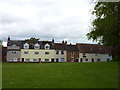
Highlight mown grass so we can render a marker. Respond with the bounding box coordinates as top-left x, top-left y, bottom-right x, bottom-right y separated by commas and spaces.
2, 62, 118, 88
